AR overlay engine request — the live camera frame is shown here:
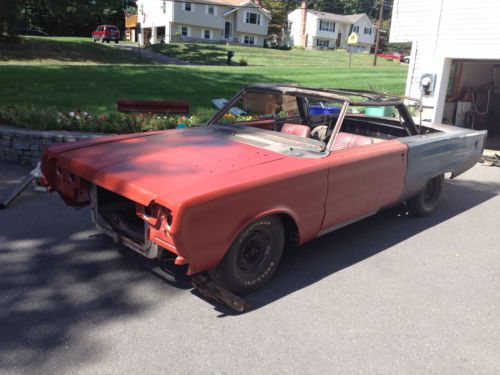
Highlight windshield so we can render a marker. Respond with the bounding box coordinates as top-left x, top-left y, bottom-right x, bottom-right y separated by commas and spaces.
207, 87, 417, 157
